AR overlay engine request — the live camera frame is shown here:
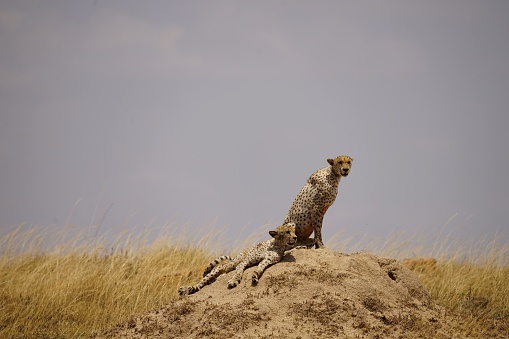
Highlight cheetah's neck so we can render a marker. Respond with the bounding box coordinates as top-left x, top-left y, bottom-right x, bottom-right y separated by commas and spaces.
267, 238, 289, 255
328, 166, 342, 183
